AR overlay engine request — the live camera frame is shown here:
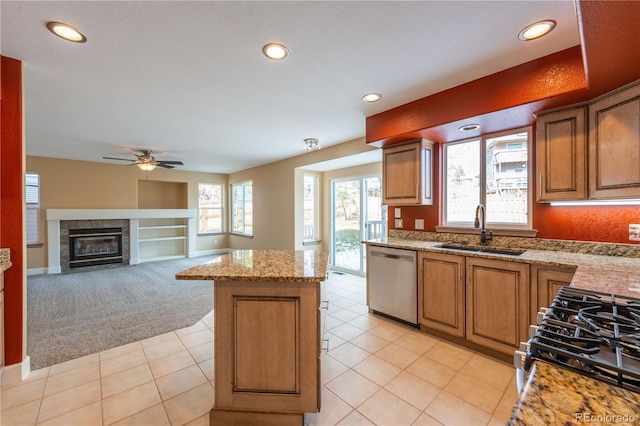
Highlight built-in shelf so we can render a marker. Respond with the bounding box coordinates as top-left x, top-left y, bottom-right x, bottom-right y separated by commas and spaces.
46, 209, 197, 274
139, 236, 188, 242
